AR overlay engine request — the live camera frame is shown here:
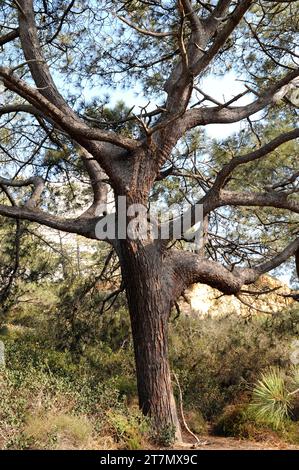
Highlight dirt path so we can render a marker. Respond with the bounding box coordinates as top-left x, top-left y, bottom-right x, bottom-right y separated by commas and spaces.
174, 435, 298, 450
172, 427, 299, 450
